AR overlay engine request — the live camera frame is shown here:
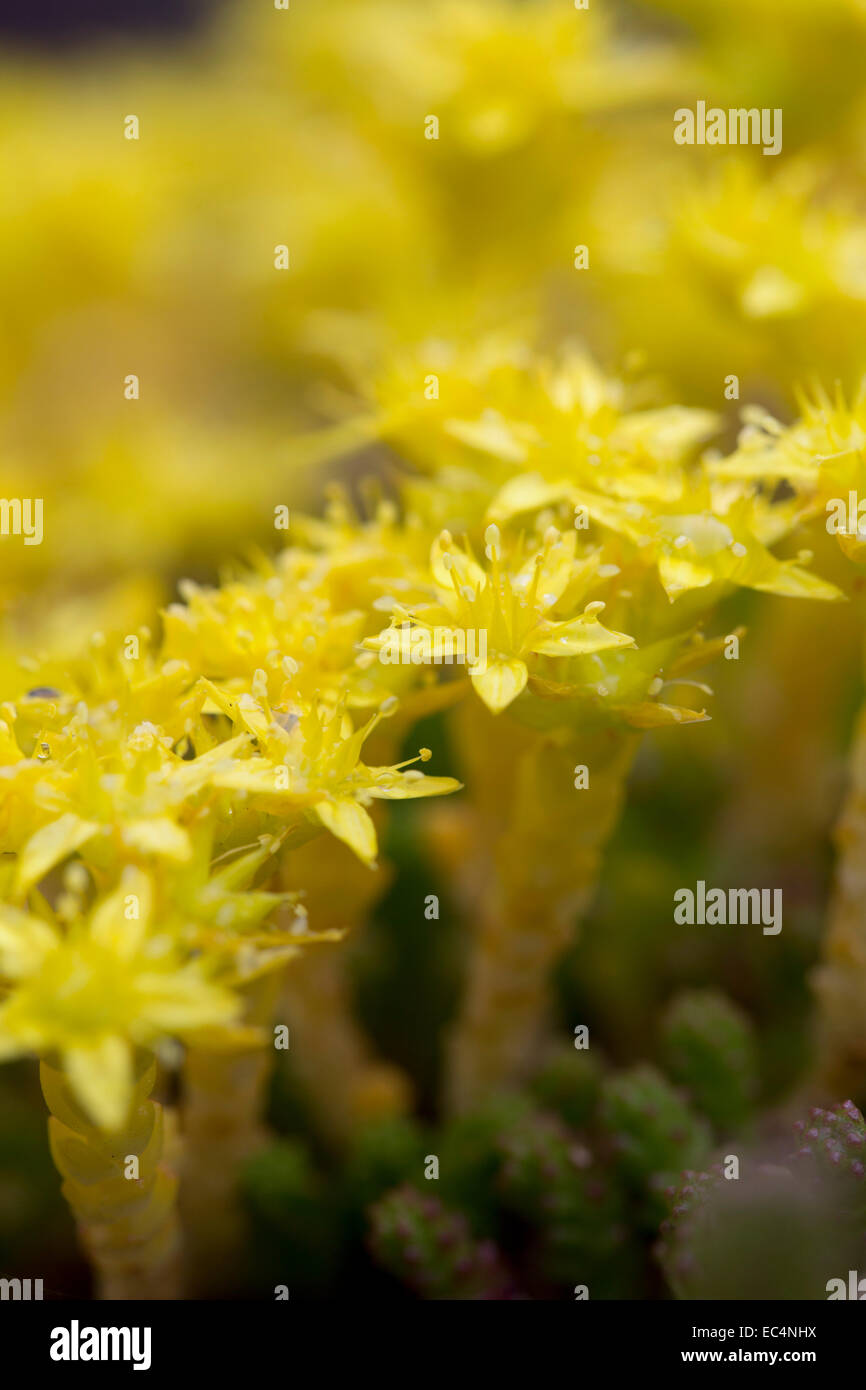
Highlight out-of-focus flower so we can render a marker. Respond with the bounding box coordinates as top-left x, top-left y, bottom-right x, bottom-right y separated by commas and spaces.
0, 868, 241, 1130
